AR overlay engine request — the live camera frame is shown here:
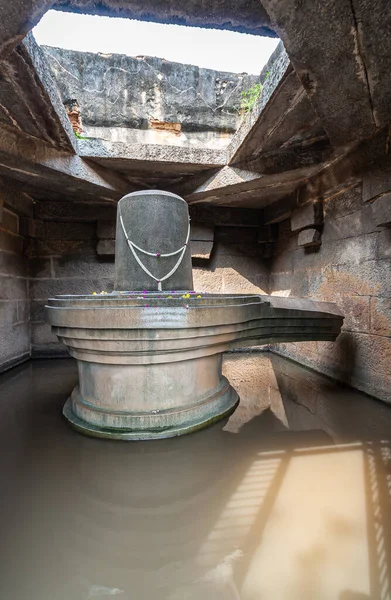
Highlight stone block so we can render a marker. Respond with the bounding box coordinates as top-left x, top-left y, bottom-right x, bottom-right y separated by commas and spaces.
16, 300, 29, 323
324, 183, 363, 219
333, 261, 391, 298
378, 228, 391, 259
190, 241, 213, 259
257, 225, 278, 243
96, 239, 115, 256
271, 248, 294, 272
19, 218, 45, 239
28, 257, 52, 278
0, 323, 30, 371
370, 297, 391, 336
1, 209, 18, 234
30, 278, 114, 300
97, 220, 116, 240
35, 201, 116, 221
0, 275, 27, 300
0, 184, 34, 217
45, 221, 97, 240
298, 228, 322, 247
259, 243, 274, 258
270, 272, 288, 293
363, 157, 391, 202
215, 227, 257, 243
338, 295, 370, 333
0, 231, 22, 254
291, 201, 323, 232
0, 300, 18, 327
370, 193, 391, 227
192, 268, 223, 293
30, 300, 46, 323
264, 195, 296, 225
190, 223, 214, 241
34, 238, 97, 257
189, 205, 261, 227
52, 255, 115, 279
293, 234, 378, 270
0, 251, 27, 277
216, 243, 262, 258
322, 205, 376, 241
31, 321, 59, 347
